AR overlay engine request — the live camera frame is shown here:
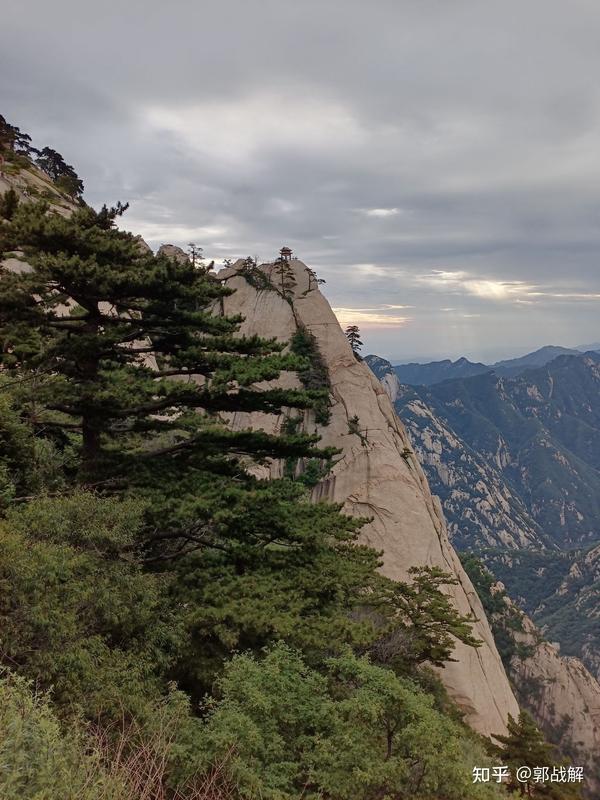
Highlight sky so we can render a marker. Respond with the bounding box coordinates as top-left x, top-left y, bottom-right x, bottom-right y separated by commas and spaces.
2, 0, 600, 362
